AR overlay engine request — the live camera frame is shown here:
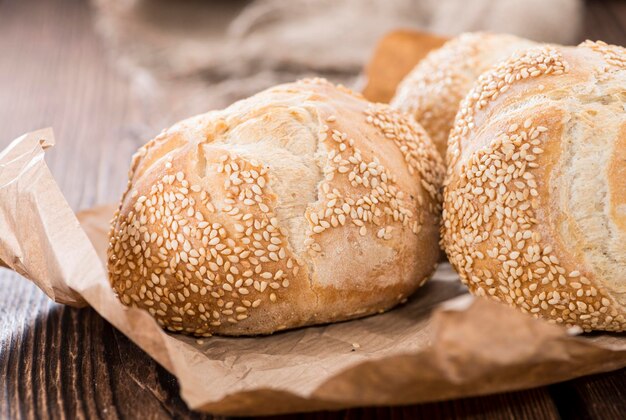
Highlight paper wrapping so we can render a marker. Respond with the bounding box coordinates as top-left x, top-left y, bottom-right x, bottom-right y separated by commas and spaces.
2, 31, 626, 414
1, 129, 626, 416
